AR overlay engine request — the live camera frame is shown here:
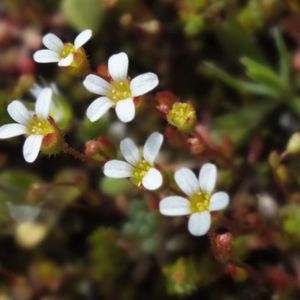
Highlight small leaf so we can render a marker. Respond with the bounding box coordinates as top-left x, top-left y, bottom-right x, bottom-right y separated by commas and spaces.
61, 0, 104, 33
